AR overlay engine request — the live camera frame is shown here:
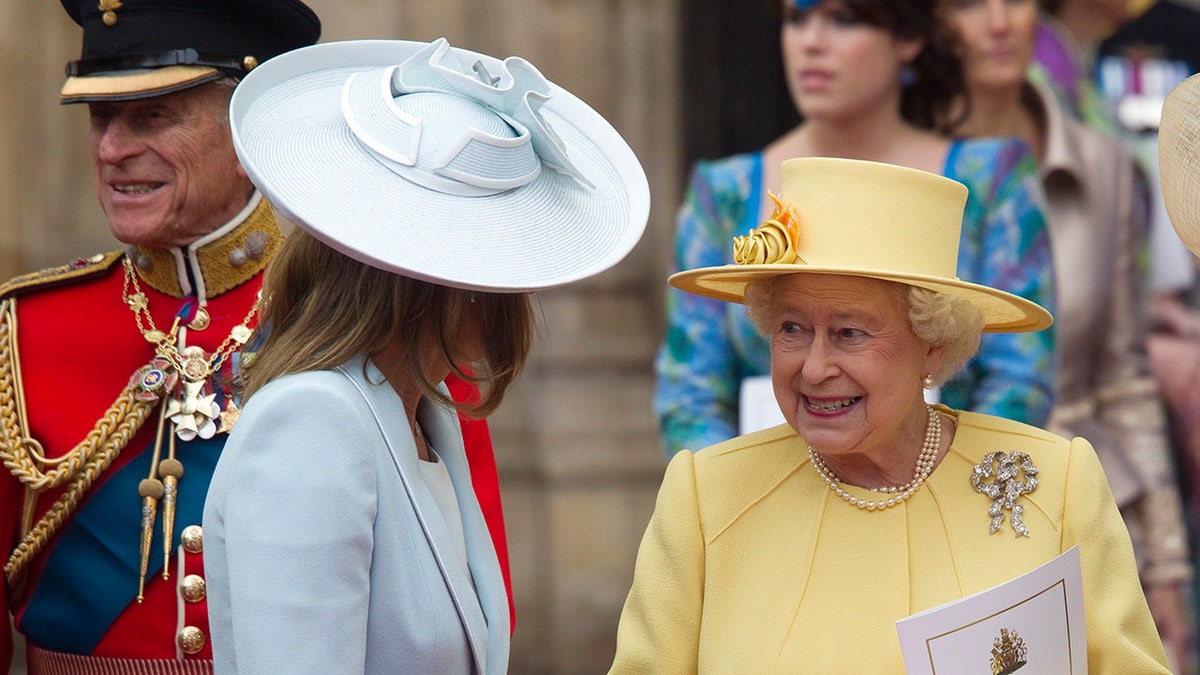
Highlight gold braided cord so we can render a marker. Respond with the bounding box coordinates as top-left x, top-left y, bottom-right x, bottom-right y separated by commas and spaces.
0, 298, 157, 586
1, 388, 154, 493
4, 396, 152, 587
0, 299, 154, 491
